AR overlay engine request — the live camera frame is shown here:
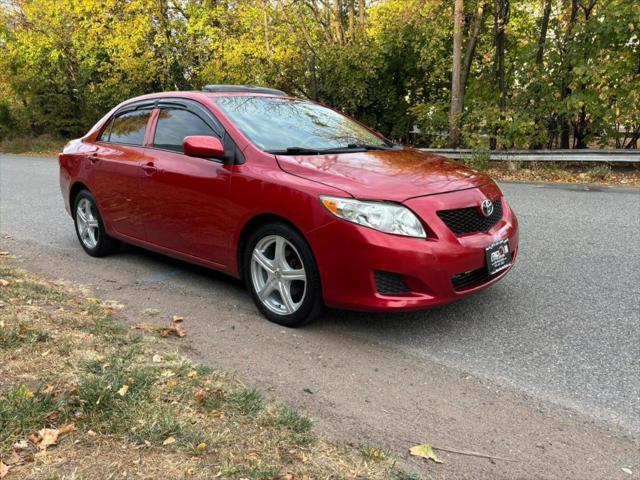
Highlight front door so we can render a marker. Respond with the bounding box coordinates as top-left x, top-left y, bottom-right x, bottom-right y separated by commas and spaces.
140, 106, 233, 267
